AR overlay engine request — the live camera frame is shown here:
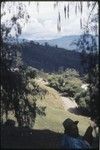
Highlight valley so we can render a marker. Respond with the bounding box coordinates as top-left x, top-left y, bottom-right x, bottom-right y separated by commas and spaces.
1, 1, 99, 149
34, 77, 90, 136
